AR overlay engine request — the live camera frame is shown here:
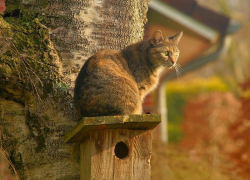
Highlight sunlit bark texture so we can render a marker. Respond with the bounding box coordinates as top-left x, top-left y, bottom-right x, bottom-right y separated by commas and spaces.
0, 0, 150, 179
